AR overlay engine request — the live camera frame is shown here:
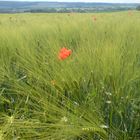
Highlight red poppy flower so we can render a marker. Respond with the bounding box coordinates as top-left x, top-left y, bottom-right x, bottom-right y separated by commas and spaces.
58, 47, 72, 60
128, 11, 133, 16
93, 16, 97, 21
